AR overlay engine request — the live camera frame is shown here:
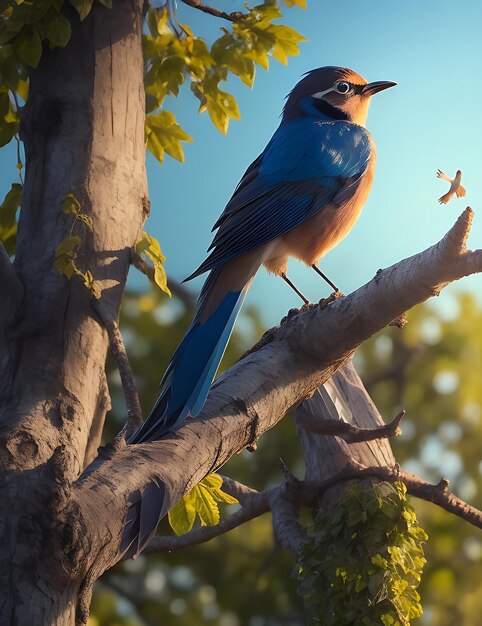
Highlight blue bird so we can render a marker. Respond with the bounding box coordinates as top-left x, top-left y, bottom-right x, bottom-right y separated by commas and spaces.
130, 67, 396, 446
